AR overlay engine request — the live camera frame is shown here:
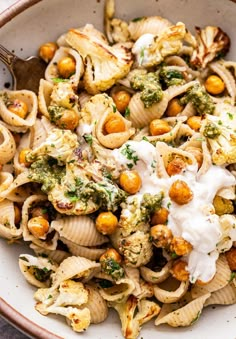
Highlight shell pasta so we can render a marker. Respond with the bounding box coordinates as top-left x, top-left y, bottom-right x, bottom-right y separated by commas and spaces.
1, 0, 236, 338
